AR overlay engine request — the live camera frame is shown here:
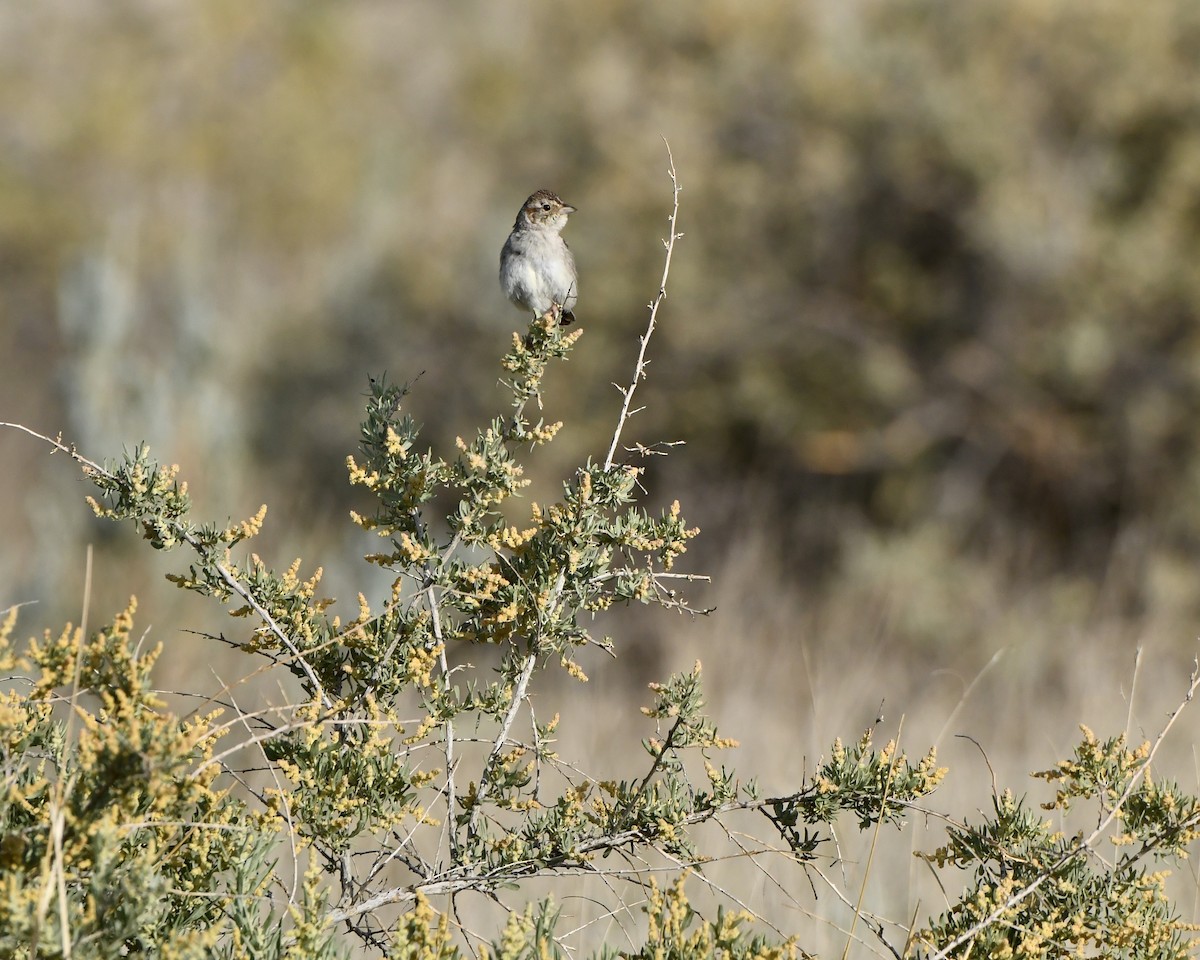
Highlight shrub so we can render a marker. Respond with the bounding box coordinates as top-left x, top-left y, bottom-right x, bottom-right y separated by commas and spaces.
2, 166, 1198, 959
